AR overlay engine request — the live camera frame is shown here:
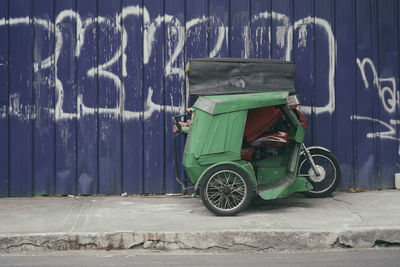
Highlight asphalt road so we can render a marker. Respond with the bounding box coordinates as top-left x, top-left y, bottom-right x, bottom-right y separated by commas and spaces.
1, 248, 399, 267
